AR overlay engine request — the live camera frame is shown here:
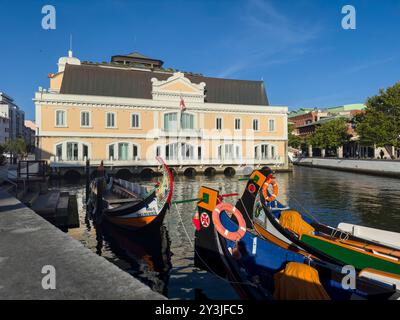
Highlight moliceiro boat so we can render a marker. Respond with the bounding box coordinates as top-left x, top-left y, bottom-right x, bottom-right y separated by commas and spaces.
89, 157, 173, 231
193, 184, 400, 300
238, 169, 400, 286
